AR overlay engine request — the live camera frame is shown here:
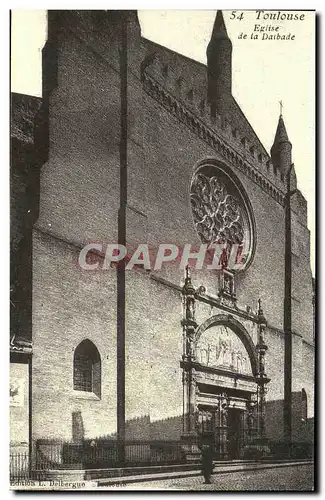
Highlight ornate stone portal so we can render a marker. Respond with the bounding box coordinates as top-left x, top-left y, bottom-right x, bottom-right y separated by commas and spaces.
180, 268, 270, 460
